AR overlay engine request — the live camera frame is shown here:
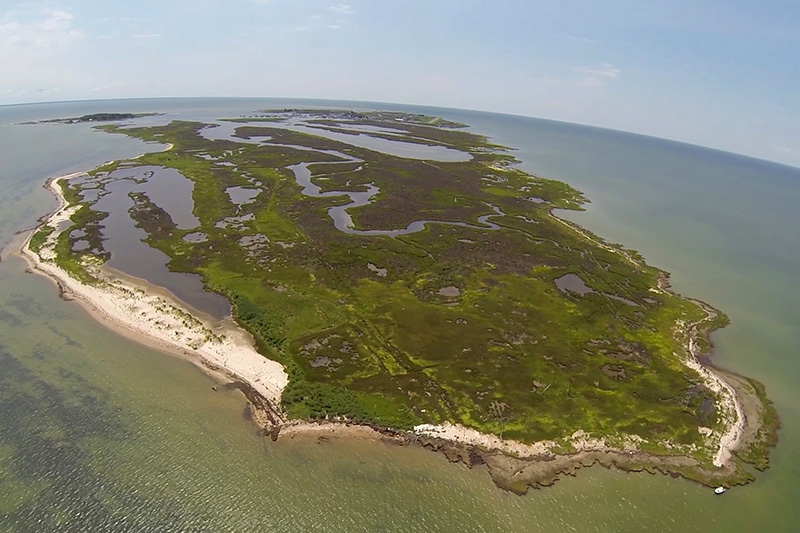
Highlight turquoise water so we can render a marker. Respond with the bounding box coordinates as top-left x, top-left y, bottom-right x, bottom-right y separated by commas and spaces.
0, 98, 797, 531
